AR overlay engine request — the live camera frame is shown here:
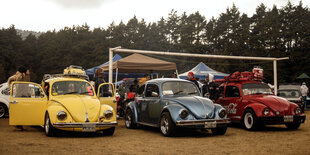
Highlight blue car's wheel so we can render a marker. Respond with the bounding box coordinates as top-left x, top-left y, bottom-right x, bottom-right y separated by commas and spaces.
125, 109, 137, 129
160, 112, 176, 137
